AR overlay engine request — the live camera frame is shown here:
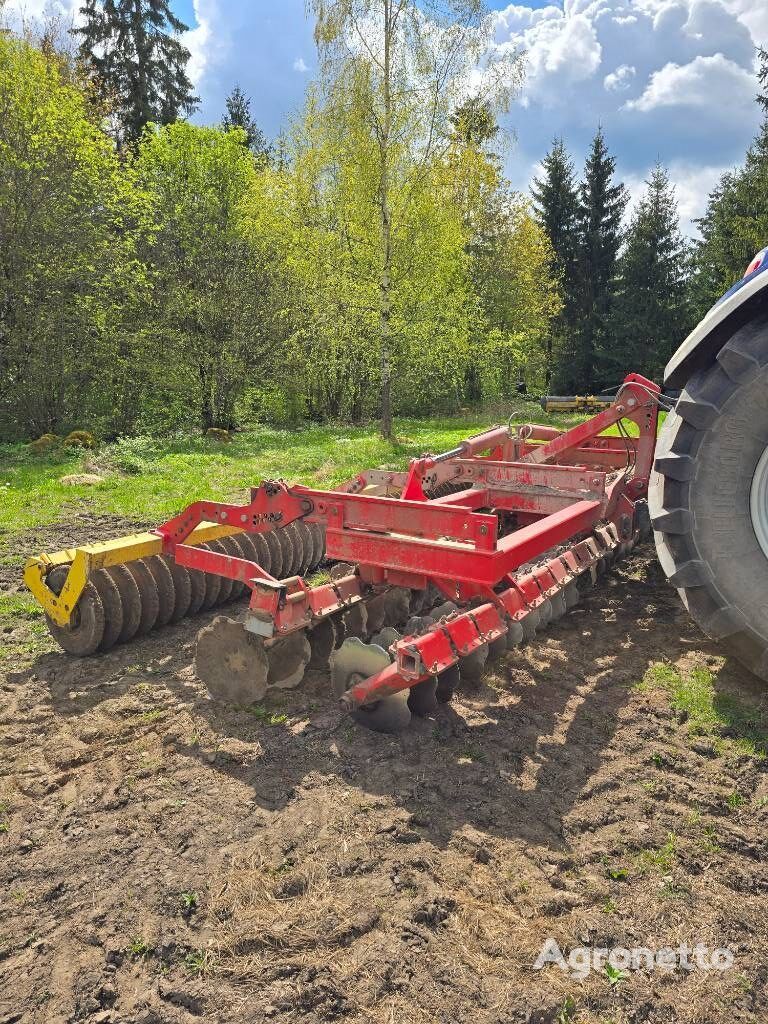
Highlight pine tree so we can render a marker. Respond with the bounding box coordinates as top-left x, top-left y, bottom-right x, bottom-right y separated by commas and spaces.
76, 0, 198, 145
223, 85, 270, 162
609, 164, 690, 381
531, 137, 580, 386
569, 127, 628, 391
